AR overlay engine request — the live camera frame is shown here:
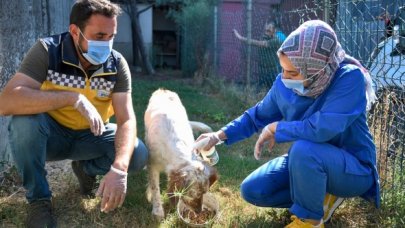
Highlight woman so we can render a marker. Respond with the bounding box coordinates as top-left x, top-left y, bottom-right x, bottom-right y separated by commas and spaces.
197, 20, 379, 227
